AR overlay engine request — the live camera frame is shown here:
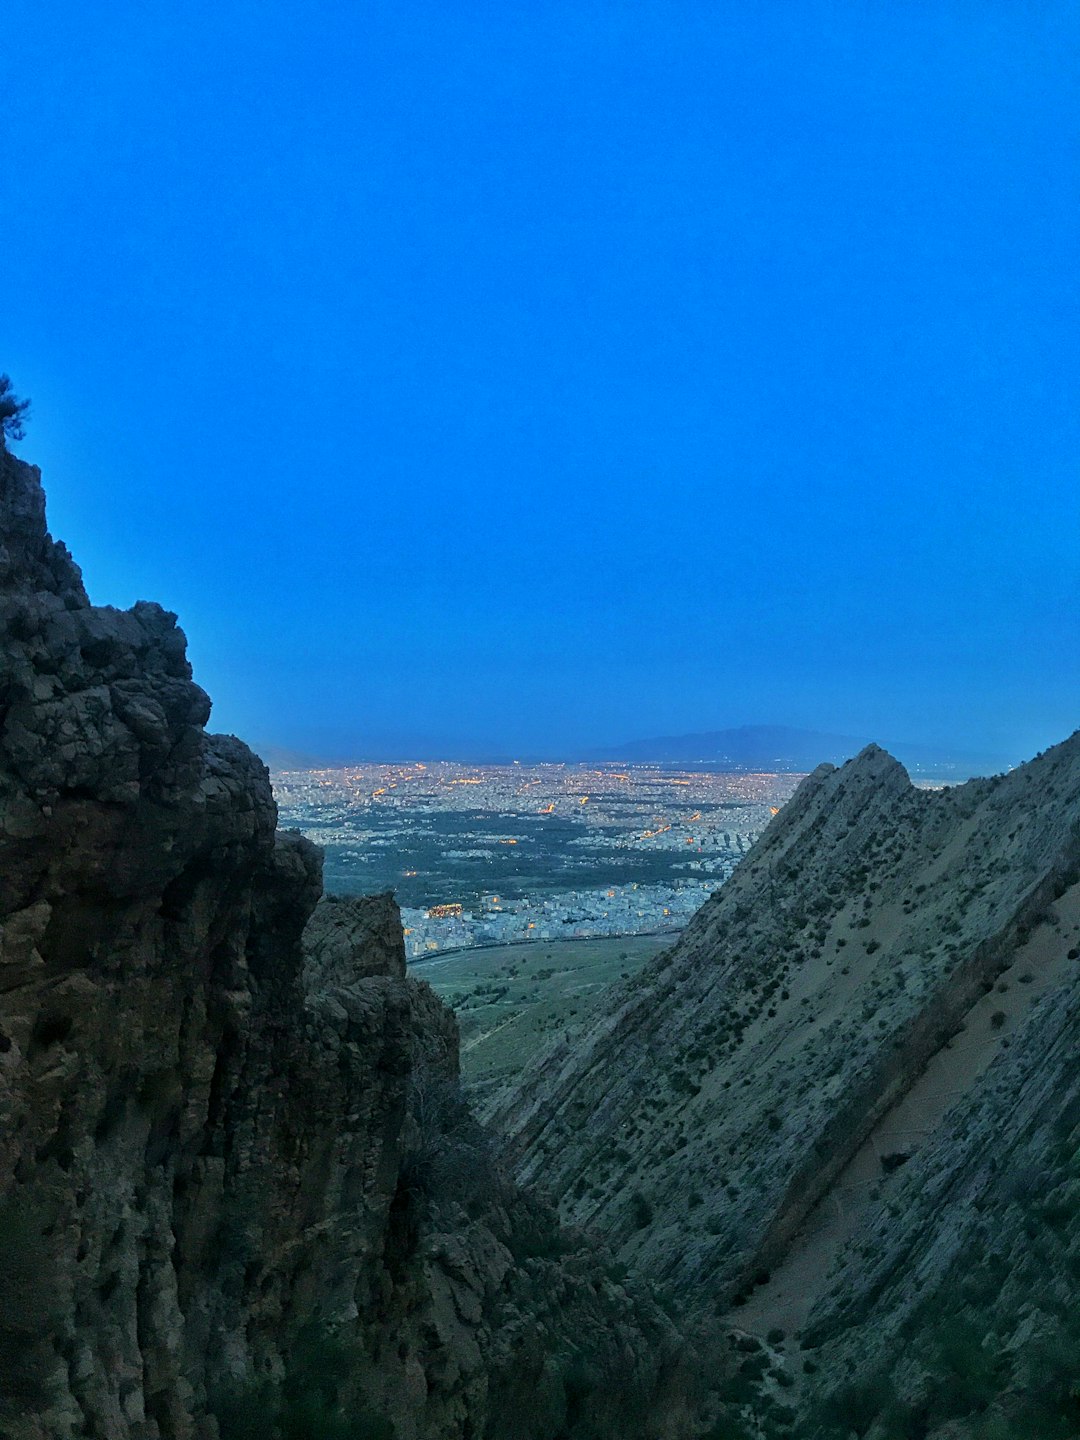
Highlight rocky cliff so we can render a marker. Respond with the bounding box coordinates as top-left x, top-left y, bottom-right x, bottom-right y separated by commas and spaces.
493, 734, 1080, 1435
0, 447, 696, 1440
7, 435, 1077, 1440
